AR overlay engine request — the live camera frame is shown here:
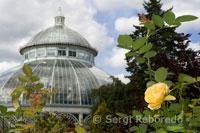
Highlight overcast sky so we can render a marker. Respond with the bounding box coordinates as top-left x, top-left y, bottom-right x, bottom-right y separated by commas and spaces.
0, 0, 199, 84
